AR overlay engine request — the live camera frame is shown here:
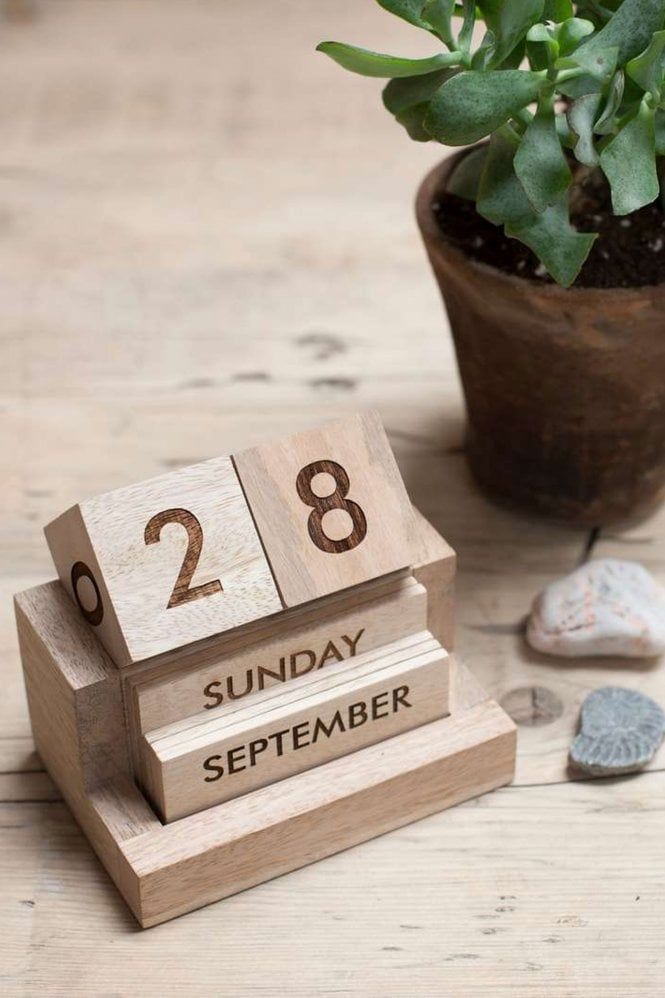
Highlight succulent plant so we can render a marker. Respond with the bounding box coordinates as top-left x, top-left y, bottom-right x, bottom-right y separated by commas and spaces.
317, 1, 665, 286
